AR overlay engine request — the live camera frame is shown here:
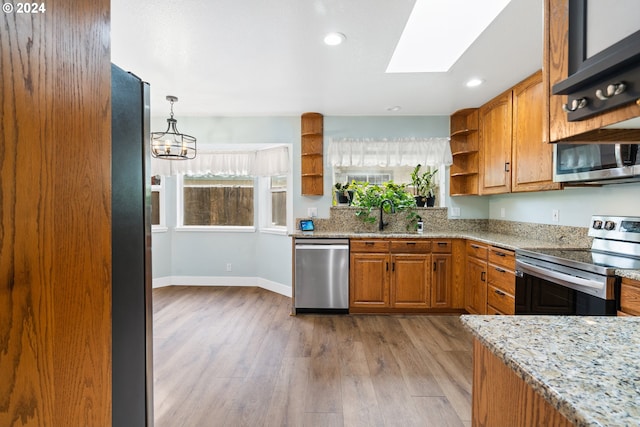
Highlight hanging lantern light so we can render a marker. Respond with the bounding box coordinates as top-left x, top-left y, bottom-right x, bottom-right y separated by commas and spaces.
151, 95, 196, 160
